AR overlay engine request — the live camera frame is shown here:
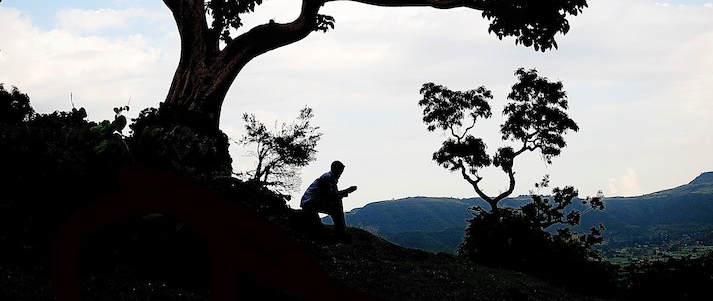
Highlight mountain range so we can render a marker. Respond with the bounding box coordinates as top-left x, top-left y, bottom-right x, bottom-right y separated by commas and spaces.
325, 172, 713, 253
